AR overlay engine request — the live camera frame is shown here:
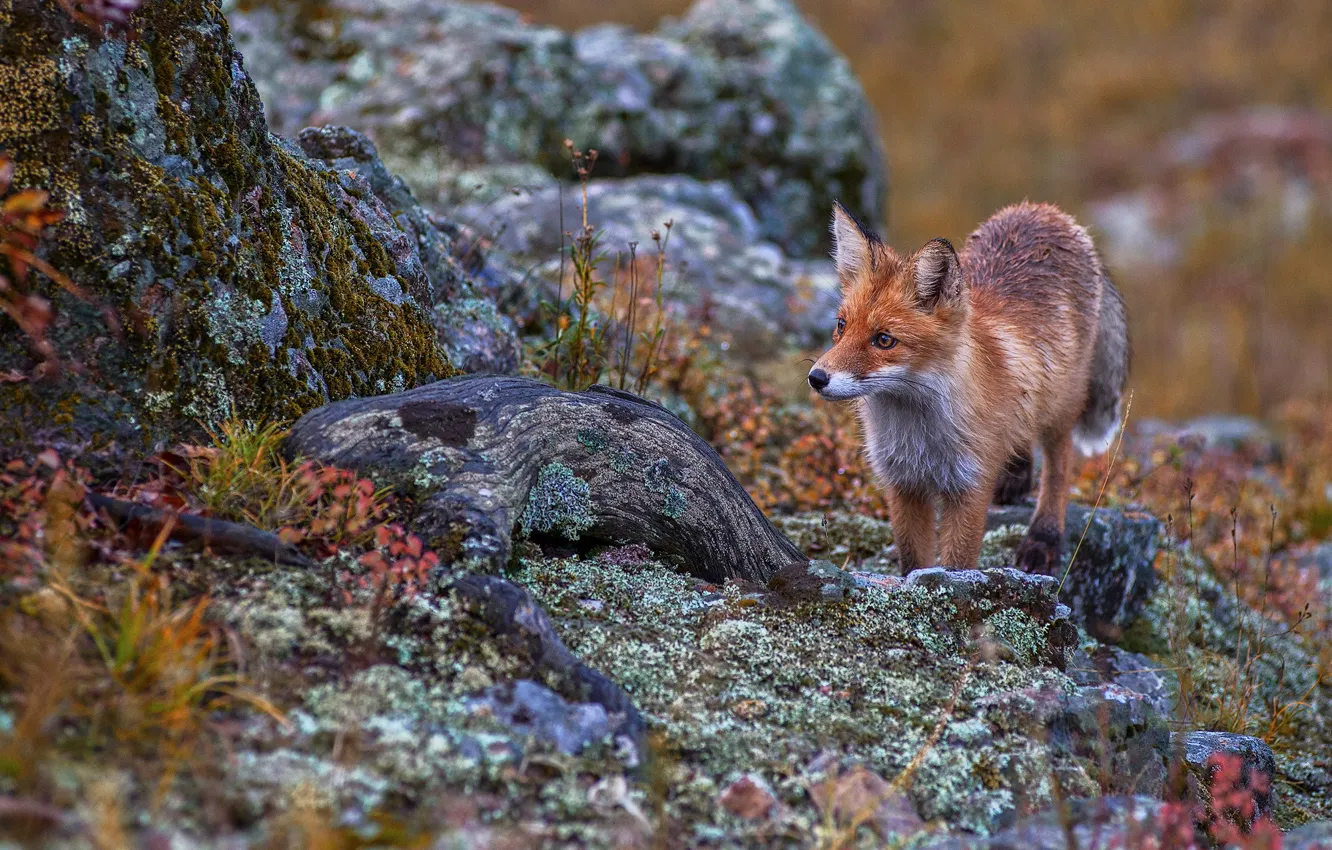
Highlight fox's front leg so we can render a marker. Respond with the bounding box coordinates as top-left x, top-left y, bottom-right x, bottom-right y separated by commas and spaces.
1016, 430, 1073, 576
938, 480, 994, 569
886, 487, 937, 573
